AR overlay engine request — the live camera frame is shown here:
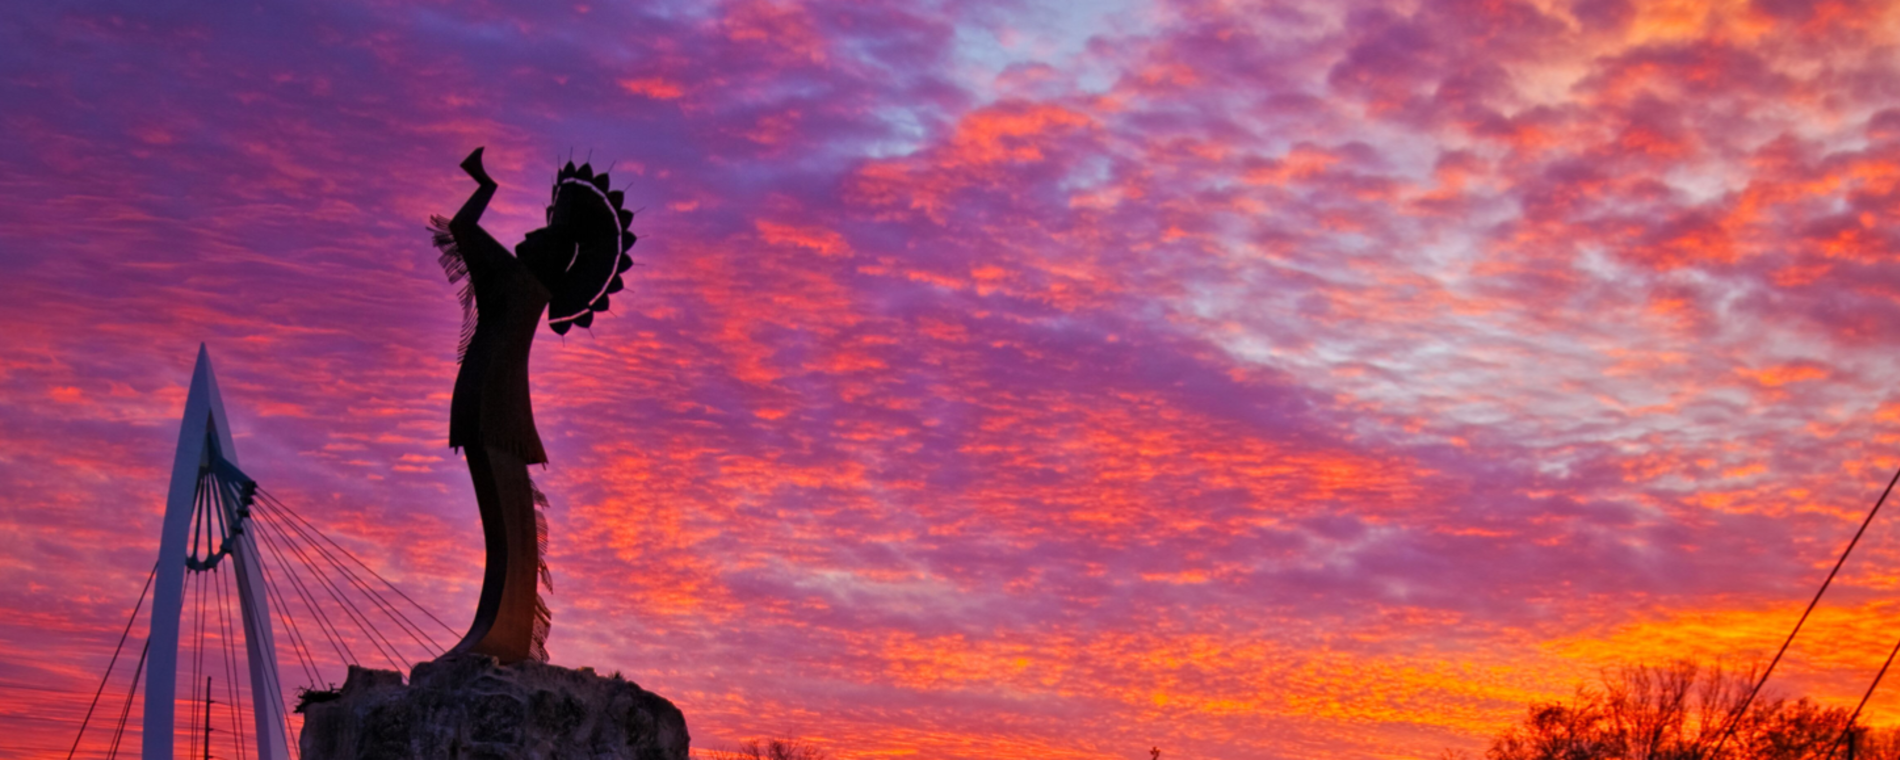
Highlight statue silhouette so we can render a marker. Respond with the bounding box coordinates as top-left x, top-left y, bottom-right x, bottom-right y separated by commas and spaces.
429, 147, 635, 663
